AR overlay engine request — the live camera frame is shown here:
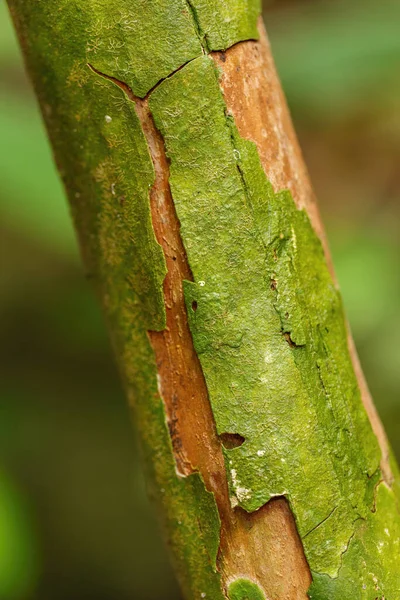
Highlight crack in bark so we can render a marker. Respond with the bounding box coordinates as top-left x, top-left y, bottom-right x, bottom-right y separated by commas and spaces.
184, 0, 210, 53
88, 57, 198, 101
283, 331, 305, 349
321, 515, 365, 583
302, 505, 338, 540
